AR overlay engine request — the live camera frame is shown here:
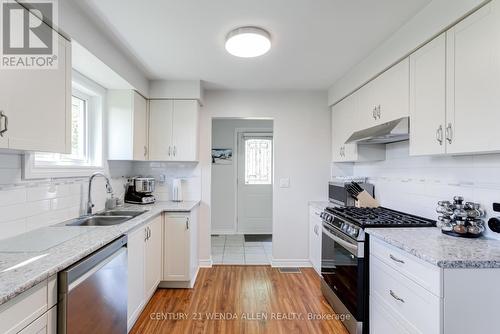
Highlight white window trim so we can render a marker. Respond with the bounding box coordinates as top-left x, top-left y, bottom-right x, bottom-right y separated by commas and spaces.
23, 71, 106, 179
